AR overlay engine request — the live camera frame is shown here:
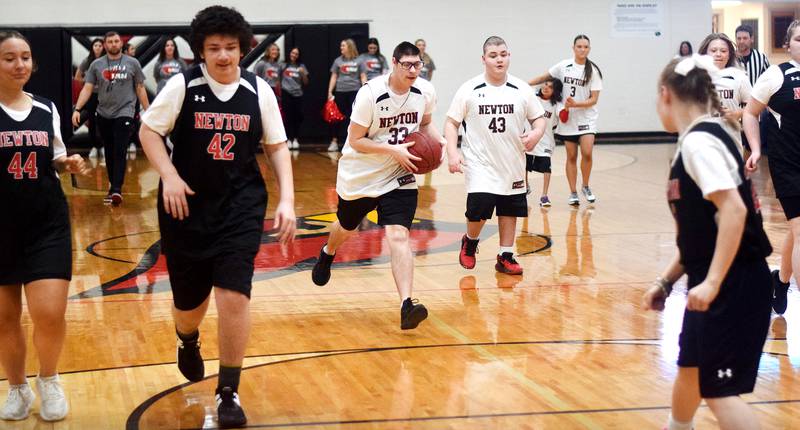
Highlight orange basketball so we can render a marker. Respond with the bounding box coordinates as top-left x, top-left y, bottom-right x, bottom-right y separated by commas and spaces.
403, 131, 442, 174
